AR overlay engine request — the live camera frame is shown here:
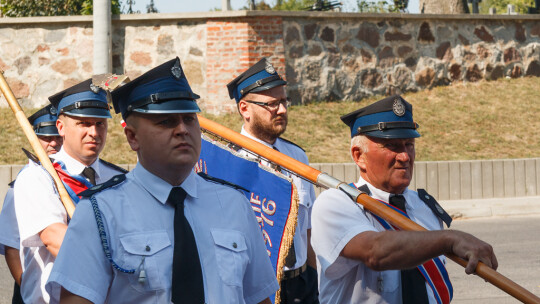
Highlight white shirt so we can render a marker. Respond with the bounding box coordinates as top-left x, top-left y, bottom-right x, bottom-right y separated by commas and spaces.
0, 186, 20, 254
311, 176, 445, 304
46, 163, 279, 304
240, 127, 316, 271
14, 148, 124, 304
